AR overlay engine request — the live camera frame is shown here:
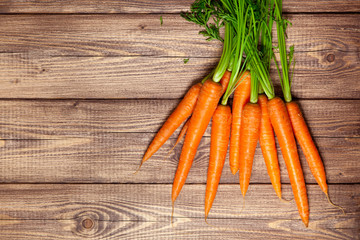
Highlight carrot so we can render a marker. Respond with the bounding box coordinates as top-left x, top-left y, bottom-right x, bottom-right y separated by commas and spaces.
258, 94, 281, 199
141, 83, 202, 168
229, 71, 251, 174
170, 70, 231, 155
220, 70, 231, 96
286, 102, 327, 193
172, 79, 223, 204
205, 104, 232, 219
172, 69, 231, 153
238, 102, 261, 196
287, 99, 345, 214
268, 97, 309, 227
